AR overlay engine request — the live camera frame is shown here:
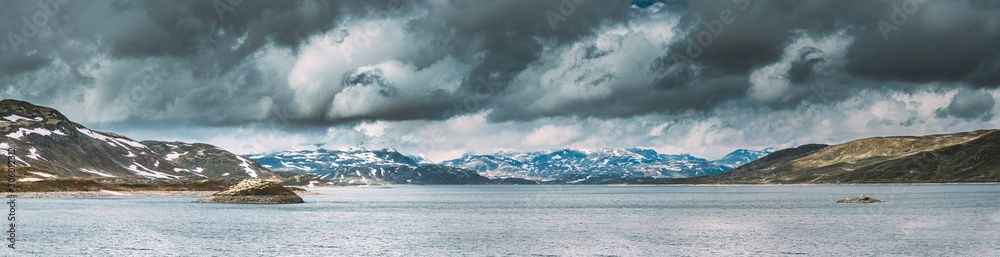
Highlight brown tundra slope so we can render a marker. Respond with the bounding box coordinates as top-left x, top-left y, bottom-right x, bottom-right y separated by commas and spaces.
668, 130, 1000, 184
